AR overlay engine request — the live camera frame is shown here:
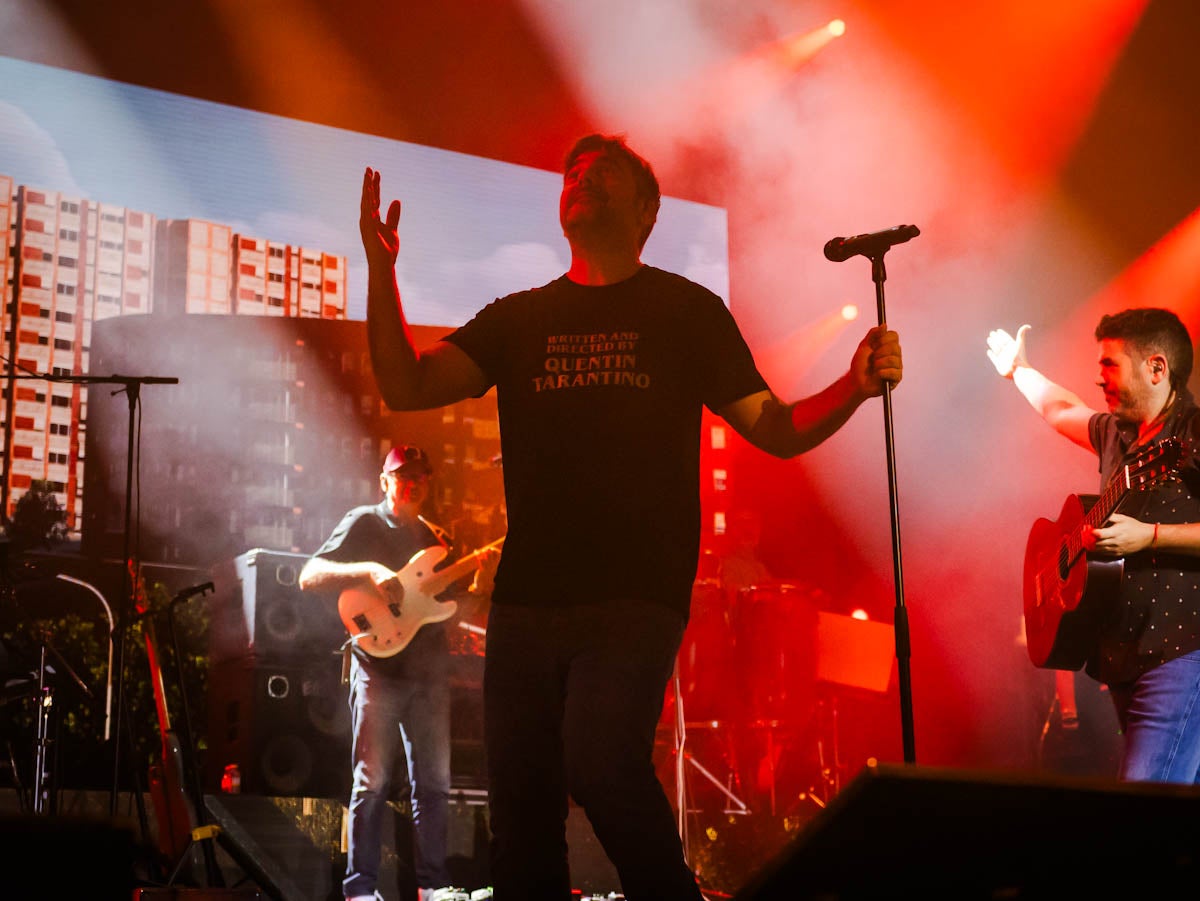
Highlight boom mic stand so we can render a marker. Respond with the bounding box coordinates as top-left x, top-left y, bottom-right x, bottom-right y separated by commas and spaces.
823, 225, 919, 764
3, 371, 179, 811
